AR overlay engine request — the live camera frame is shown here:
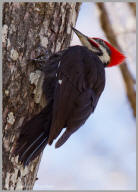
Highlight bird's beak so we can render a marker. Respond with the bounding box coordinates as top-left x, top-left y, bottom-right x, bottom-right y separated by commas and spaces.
72, 27, 98, 51
72, 27, 89, 45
